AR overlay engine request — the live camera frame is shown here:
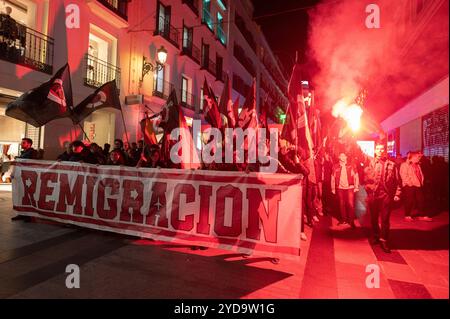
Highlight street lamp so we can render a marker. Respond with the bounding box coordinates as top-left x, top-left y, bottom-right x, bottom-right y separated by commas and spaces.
141, 46, 168, 81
